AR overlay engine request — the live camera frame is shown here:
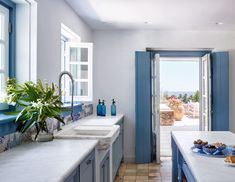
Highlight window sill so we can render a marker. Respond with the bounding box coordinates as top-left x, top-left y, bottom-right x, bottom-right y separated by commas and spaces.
0, 113, 17, 137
